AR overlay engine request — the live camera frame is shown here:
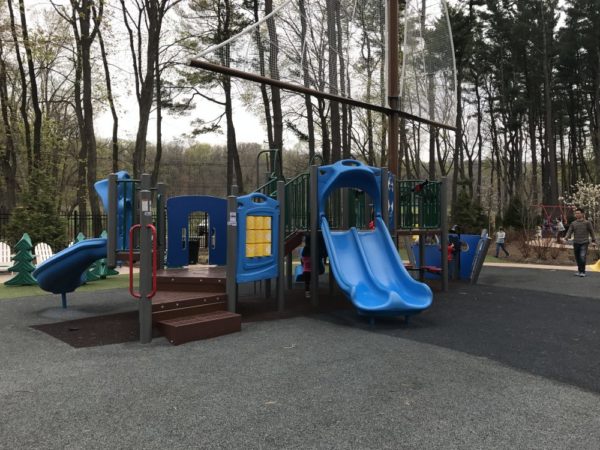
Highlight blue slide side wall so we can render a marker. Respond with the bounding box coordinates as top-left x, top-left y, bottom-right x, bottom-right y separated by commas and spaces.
33, 239, 107, 295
